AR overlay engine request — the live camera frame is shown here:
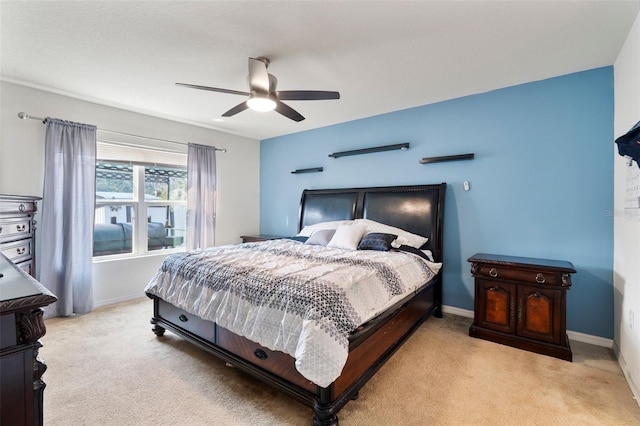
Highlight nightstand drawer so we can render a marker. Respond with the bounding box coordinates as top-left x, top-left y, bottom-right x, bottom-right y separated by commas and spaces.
474, 265, 560, 286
